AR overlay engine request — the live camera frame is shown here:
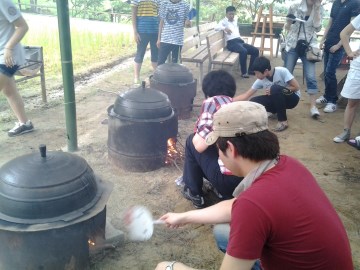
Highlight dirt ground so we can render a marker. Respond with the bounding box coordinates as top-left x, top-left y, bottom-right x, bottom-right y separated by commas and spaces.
0, 55, 359, 270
